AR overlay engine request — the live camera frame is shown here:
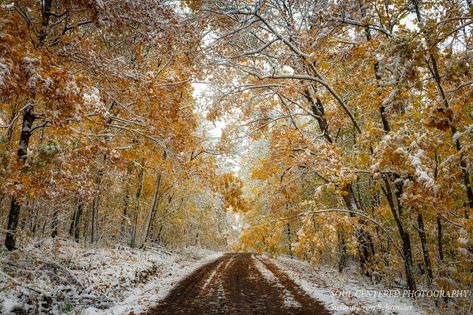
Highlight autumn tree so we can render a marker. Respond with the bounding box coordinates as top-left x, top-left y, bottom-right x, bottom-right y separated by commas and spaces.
200, 0, 473, 297
0, 0, 229, 251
